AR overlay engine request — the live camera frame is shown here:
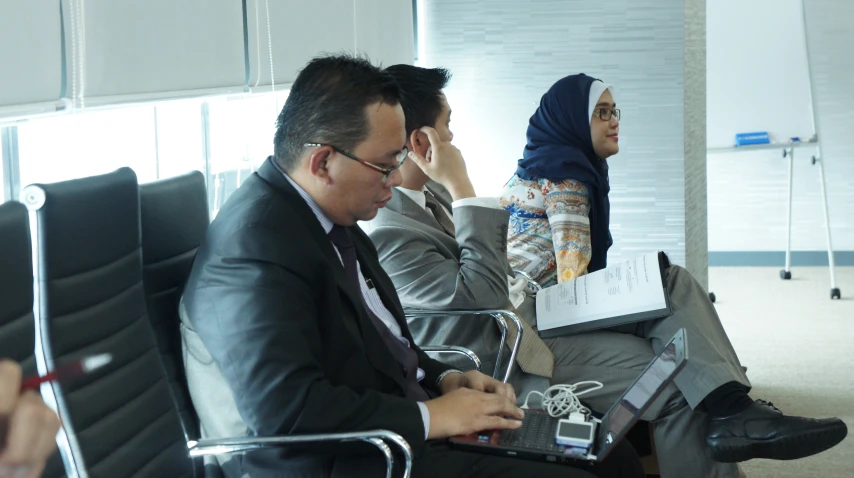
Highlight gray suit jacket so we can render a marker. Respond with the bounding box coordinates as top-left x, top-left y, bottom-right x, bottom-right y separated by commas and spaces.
360, 182, 543, 376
